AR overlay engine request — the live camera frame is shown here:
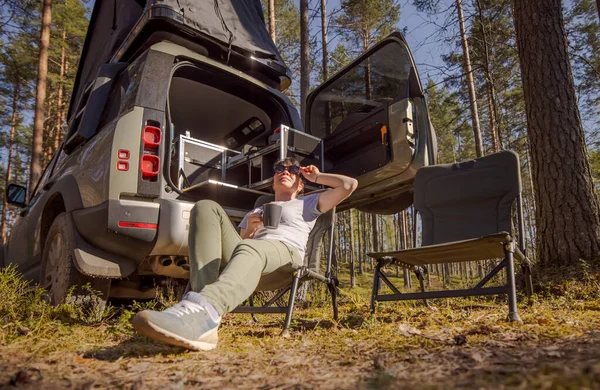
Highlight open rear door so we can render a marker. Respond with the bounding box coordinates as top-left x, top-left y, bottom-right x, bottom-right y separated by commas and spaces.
305, 32, 436, 214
